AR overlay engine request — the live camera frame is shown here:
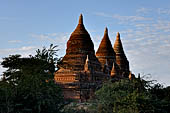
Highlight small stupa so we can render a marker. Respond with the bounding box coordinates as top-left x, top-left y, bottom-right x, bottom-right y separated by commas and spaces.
111, 61, 120, 77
